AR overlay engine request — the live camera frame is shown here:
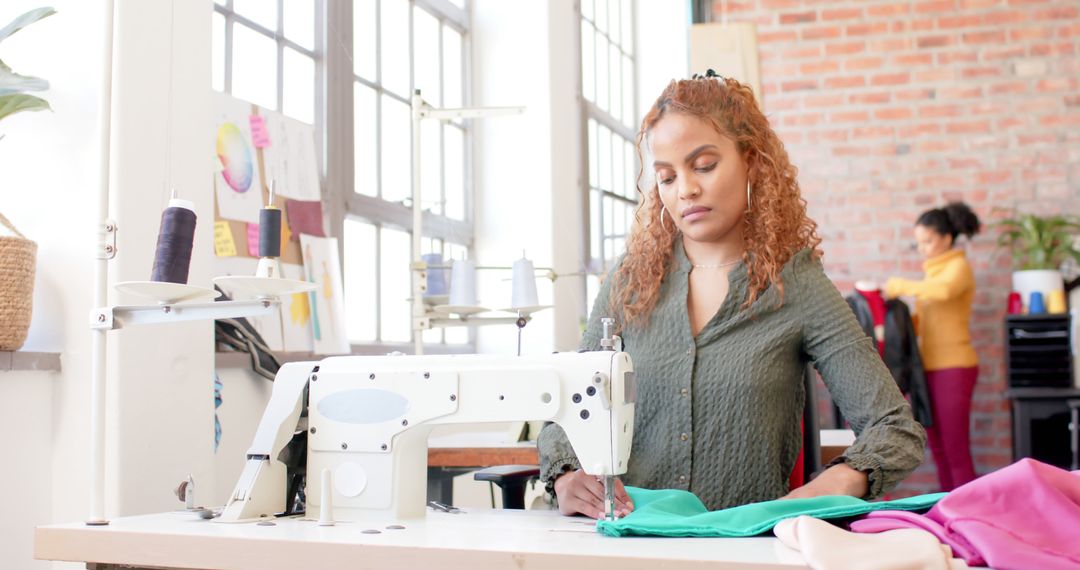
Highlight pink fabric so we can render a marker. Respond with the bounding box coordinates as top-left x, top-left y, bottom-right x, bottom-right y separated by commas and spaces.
925, 367, 978, 491
850, 459, 1080, 569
